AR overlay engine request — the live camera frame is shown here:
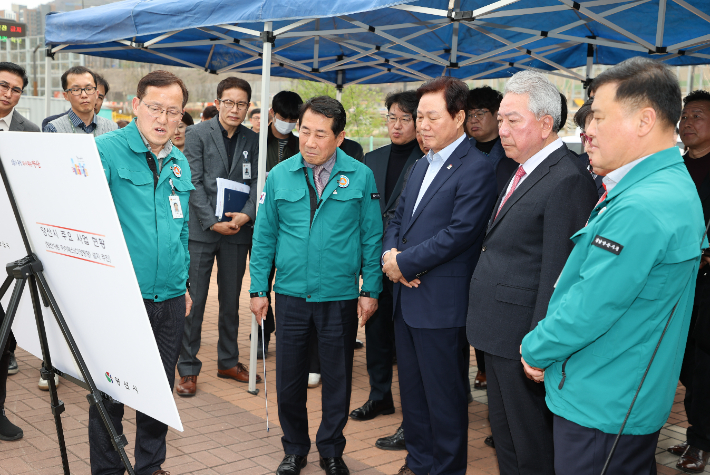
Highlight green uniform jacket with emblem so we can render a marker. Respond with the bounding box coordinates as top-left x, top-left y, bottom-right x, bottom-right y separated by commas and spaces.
96, 119, 195, 302
249, 148, 383, 302
521, 146, 706, 435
